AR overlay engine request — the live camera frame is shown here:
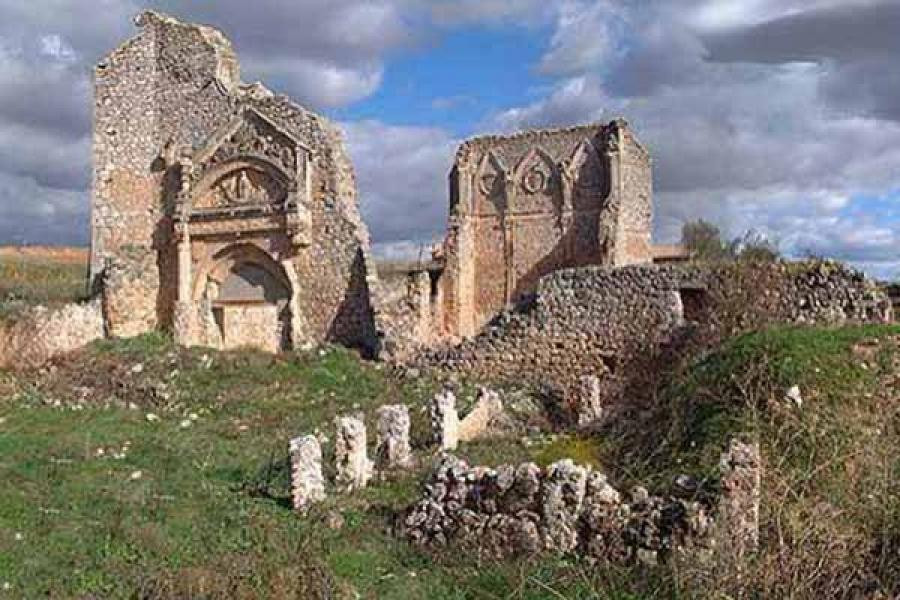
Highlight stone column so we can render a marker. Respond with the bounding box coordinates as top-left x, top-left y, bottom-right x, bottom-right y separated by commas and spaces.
173, 151, 195, 346
540, 459, 589, 553
430, 389, 459, 451
575, 375, 604, 428
334, 414, 373, 491
717, 438, 761, 557
375, 405, 413, 470
289, 435, 326, 513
